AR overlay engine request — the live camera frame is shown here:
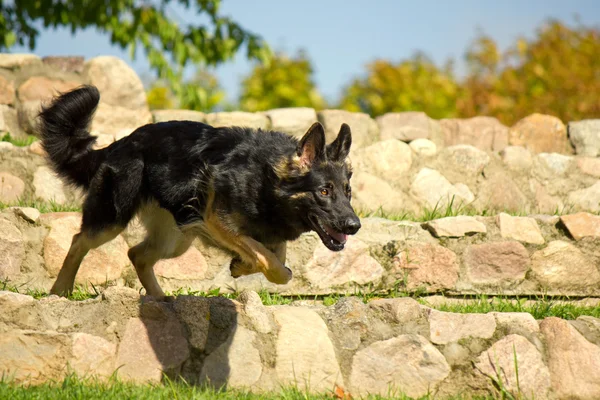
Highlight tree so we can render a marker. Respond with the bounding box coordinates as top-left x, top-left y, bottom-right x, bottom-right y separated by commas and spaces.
147, 69, 225, 111
239, 50, 325, 112
460, 20, 600, 125
339, 53, 460, 119
0, 0, 271, 110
